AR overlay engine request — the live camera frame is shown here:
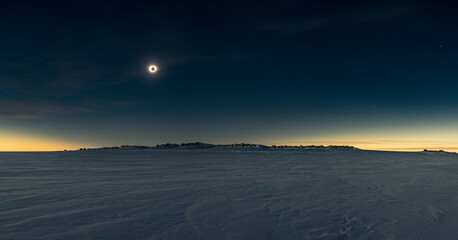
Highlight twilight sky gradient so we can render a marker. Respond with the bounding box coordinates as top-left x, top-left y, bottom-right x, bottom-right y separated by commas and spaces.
1, 0, 458, 151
